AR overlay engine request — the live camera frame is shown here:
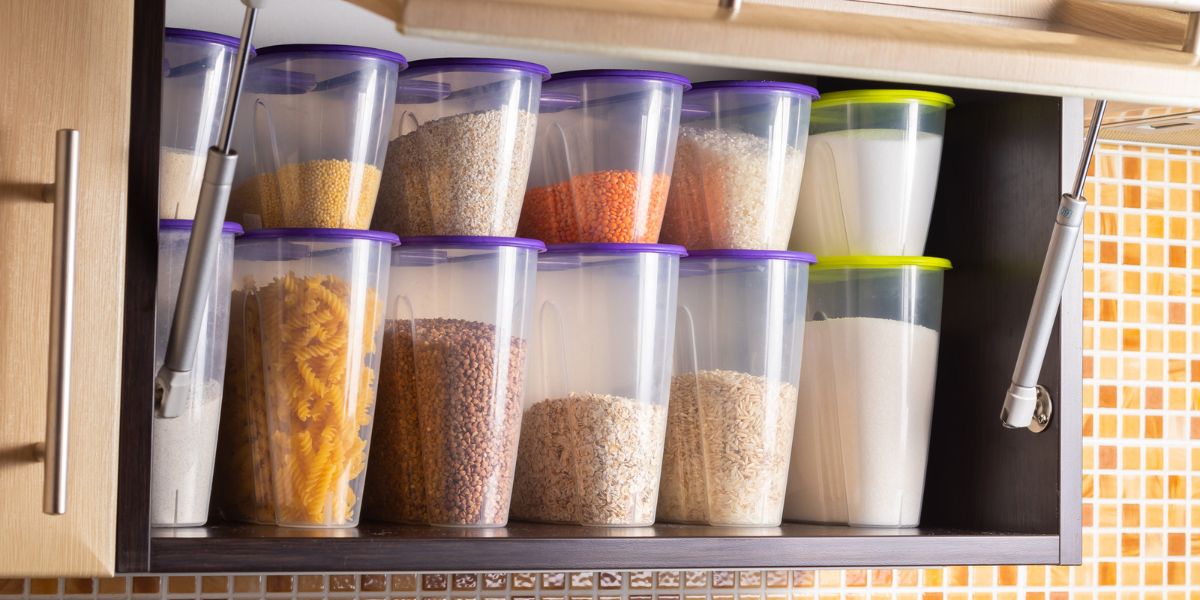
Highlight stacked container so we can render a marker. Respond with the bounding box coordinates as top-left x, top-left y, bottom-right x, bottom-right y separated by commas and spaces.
364, 236, 544, 527
659, 250, 813, 527
215, 229, 395, 527
512, 243, 684, 526
789, 90, 954, 256
151, 220, 242, 527
373, 59, 549, 237
228, 44, 405, 230
517, 70, 689, 244
160, 29, 246, 219
784, 256, 950, 527
659, 81, 818, 250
